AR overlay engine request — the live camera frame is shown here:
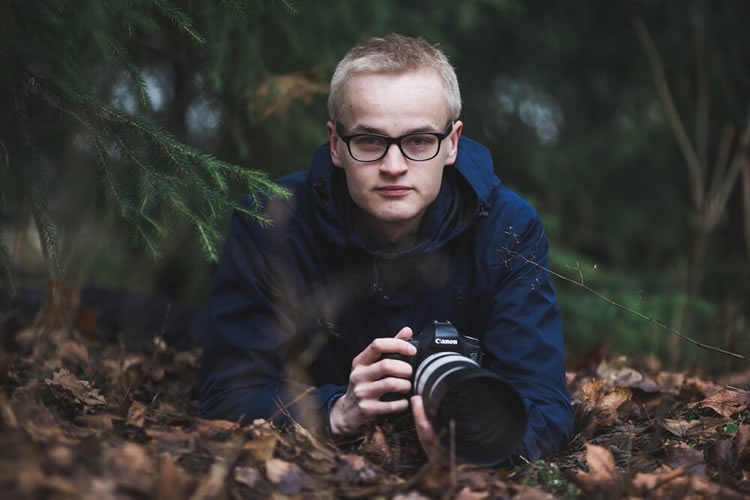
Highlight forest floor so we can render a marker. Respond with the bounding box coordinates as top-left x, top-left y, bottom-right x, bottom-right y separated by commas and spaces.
1, 309, 750, 499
